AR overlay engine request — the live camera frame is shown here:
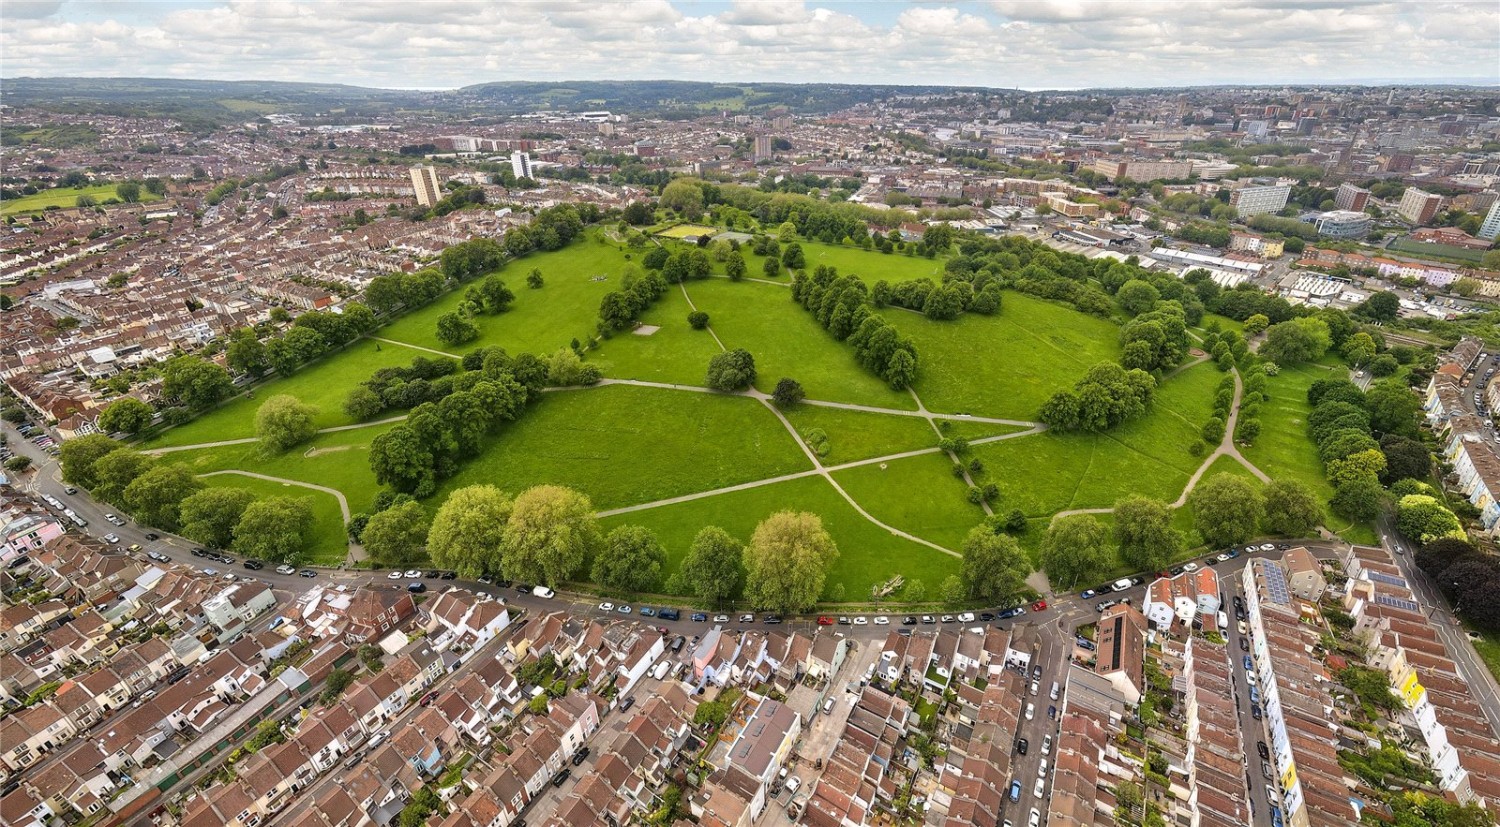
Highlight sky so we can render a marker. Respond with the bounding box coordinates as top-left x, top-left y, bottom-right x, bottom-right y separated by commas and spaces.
1, 0, 1496, 91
